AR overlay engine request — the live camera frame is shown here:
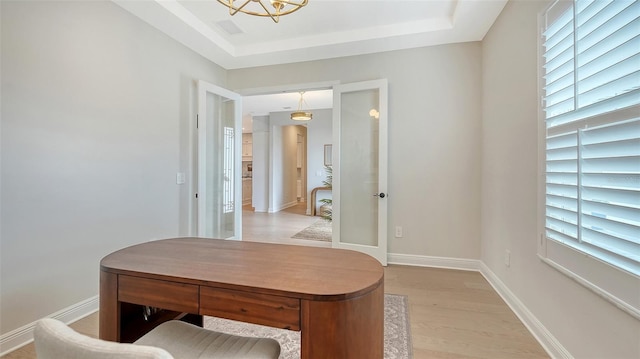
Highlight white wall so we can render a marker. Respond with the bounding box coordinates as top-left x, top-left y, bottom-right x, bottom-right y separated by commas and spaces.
229, 44, 483, 259
251, 116, 269, 212
481, 1, 640, 358
281, 125, 300, 208
305, 109, 333, 215
0, 0, 225, 336
268, 117, 284, 212
265, 112, 308, 212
